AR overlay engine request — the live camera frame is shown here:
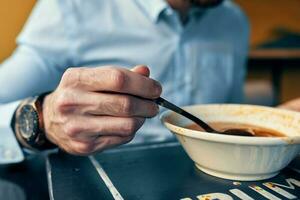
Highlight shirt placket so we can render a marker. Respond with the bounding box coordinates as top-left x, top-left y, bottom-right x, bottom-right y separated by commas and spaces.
165, 9, 191, 106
